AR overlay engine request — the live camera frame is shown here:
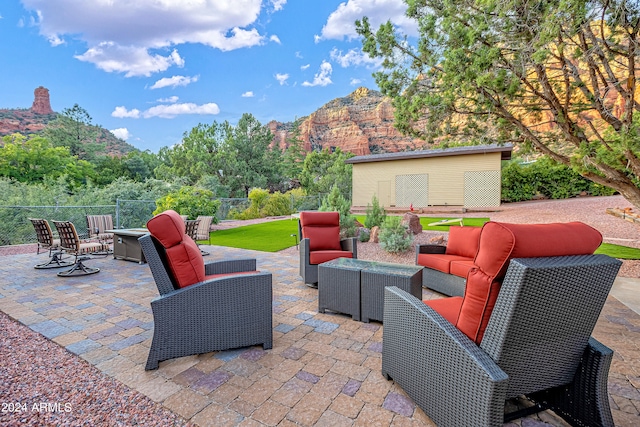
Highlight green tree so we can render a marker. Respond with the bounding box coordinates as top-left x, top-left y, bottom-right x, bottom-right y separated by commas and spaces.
319, 184, 358, 237
224, 113, 284, 196
282, 119, 307, 181
357, 0, 640, 208
0, 133, 95, 187
154, 186, 220, 222
299, 148, 353, 199
43, 104, 104, 161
